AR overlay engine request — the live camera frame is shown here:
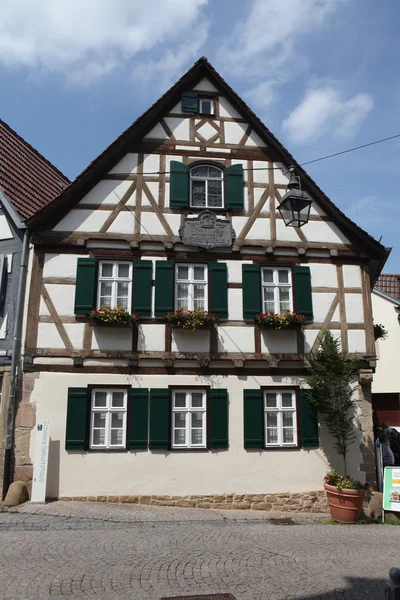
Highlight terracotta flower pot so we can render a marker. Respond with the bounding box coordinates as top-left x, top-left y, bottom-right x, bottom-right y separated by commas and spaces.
324, 482, 367, 523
